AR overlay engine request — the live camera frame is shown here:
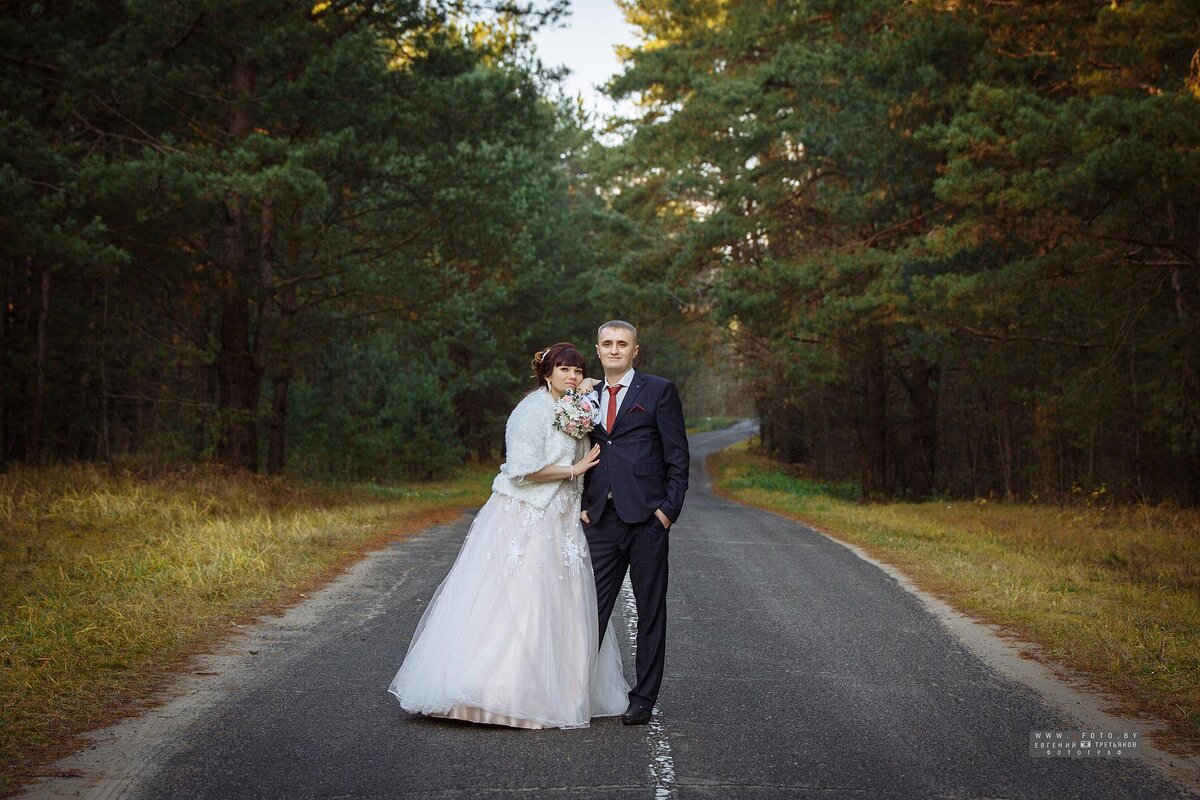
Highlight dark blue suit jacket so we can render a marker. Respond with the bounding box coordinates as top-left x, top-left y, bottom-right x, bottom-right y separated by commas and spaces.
582, 370, 690, 525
